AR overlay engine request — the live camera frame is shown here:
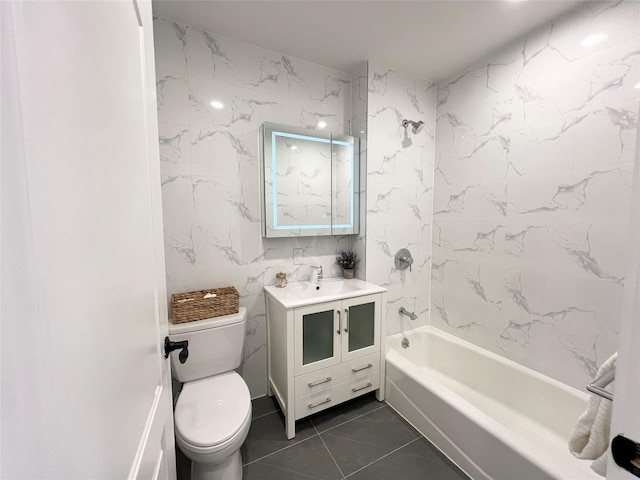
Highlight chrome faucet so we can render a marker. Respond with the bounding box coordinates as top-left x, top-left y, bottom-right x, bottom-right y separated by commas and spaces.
399, 307, 417, 320
310, 265, 323, 284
